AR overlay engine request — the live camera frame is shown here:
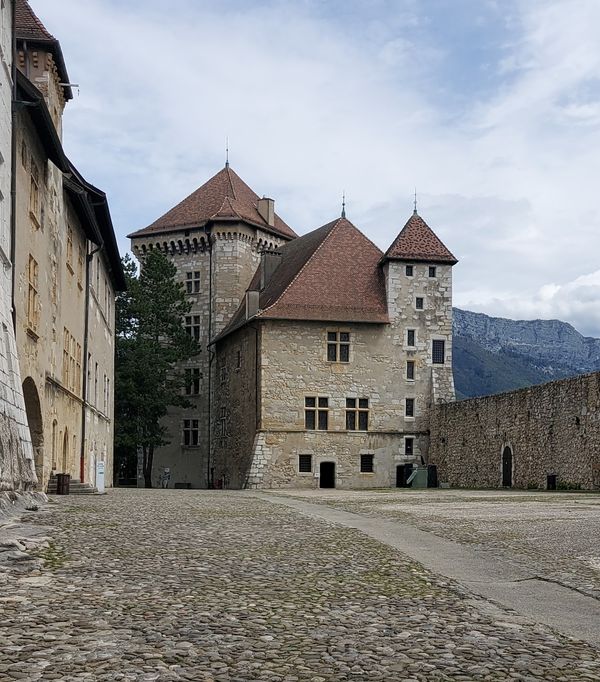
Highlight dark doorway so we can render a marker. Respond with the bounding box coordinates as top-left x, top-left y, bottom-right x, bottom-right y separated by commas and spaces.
319, 461, 335, 488
502, 446, 513, 487
22, 377, 43, 482
396, 463, 414, 488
